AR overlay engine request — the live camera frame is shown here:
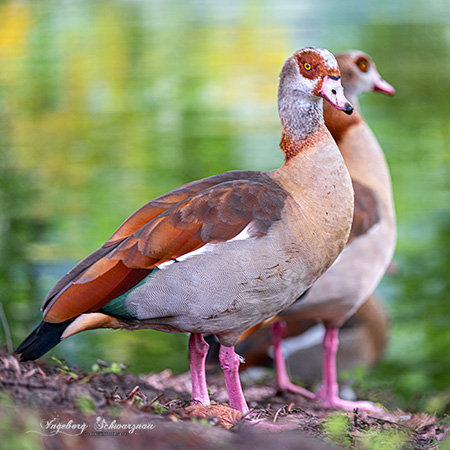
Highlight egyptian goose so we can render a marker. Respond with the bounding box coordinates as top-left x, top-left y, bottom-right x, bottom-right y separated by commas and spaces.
15, 47, 354, 414
254, 50, 396, 412
234, 294, 388, 382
